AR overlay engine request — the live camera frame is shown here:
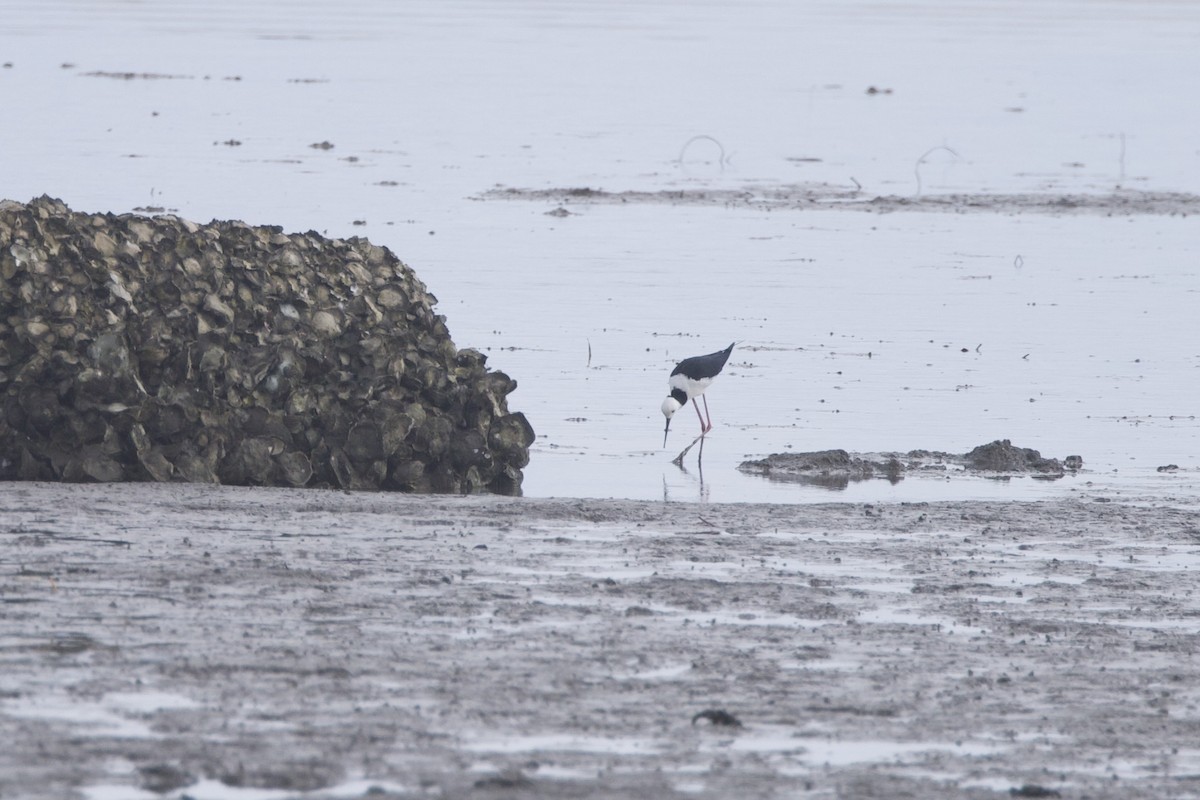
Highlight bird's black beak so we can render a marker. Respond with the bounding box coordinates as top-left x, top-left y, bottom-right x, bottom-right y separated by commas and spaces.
663, 419, 671, 448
